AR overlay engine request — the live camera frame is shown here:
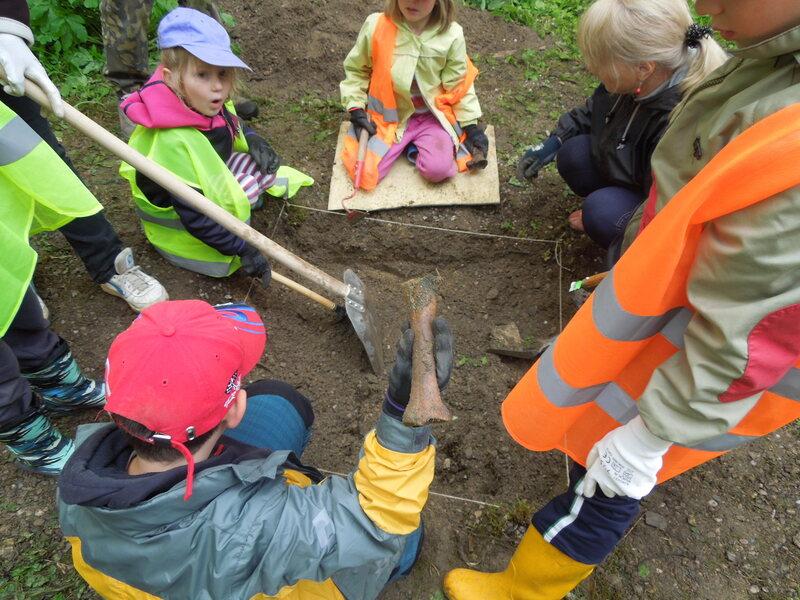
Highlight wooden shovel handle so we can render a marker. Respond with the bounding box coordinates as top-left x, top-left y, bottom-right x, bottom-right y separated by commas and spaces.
18, 76, 350, 301
402, 276, 452, 426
